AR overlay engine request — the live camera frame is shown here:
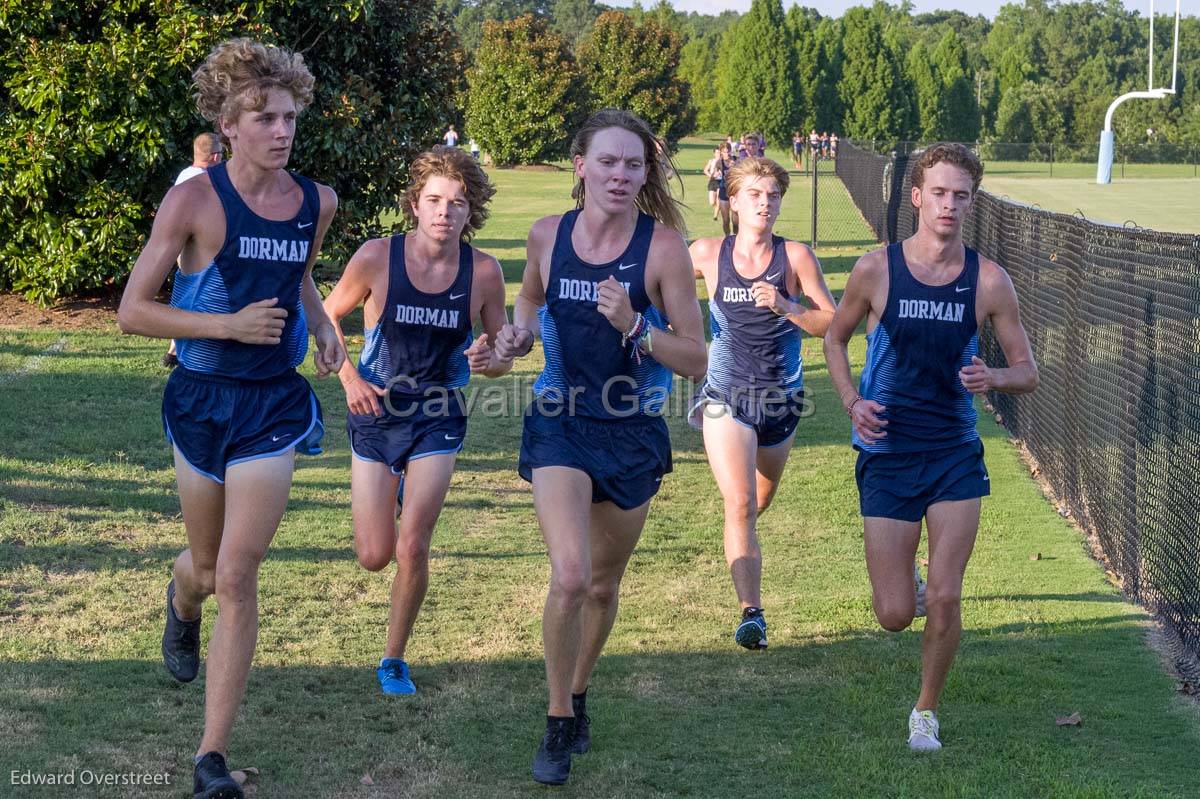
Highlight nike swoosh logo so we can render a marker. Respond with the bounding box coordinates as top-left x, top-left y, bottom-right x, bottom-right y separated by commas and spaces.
618, 262, 637, 270
271, 434, 290, 442
444, 434, 460, 440
298, 222, 313, 229
765, 271, 781, 280
449, 292, 466, 300
955, 285, 970, 293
